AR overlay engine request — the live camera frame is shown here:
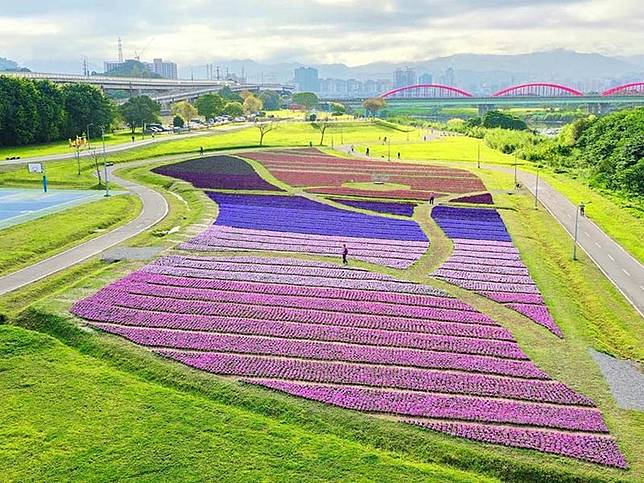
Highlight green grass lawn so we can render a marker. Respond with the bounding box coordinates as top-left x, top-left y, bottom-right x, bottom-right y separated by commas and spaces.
0, 325, 488, 483
0, 194, 141, 276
